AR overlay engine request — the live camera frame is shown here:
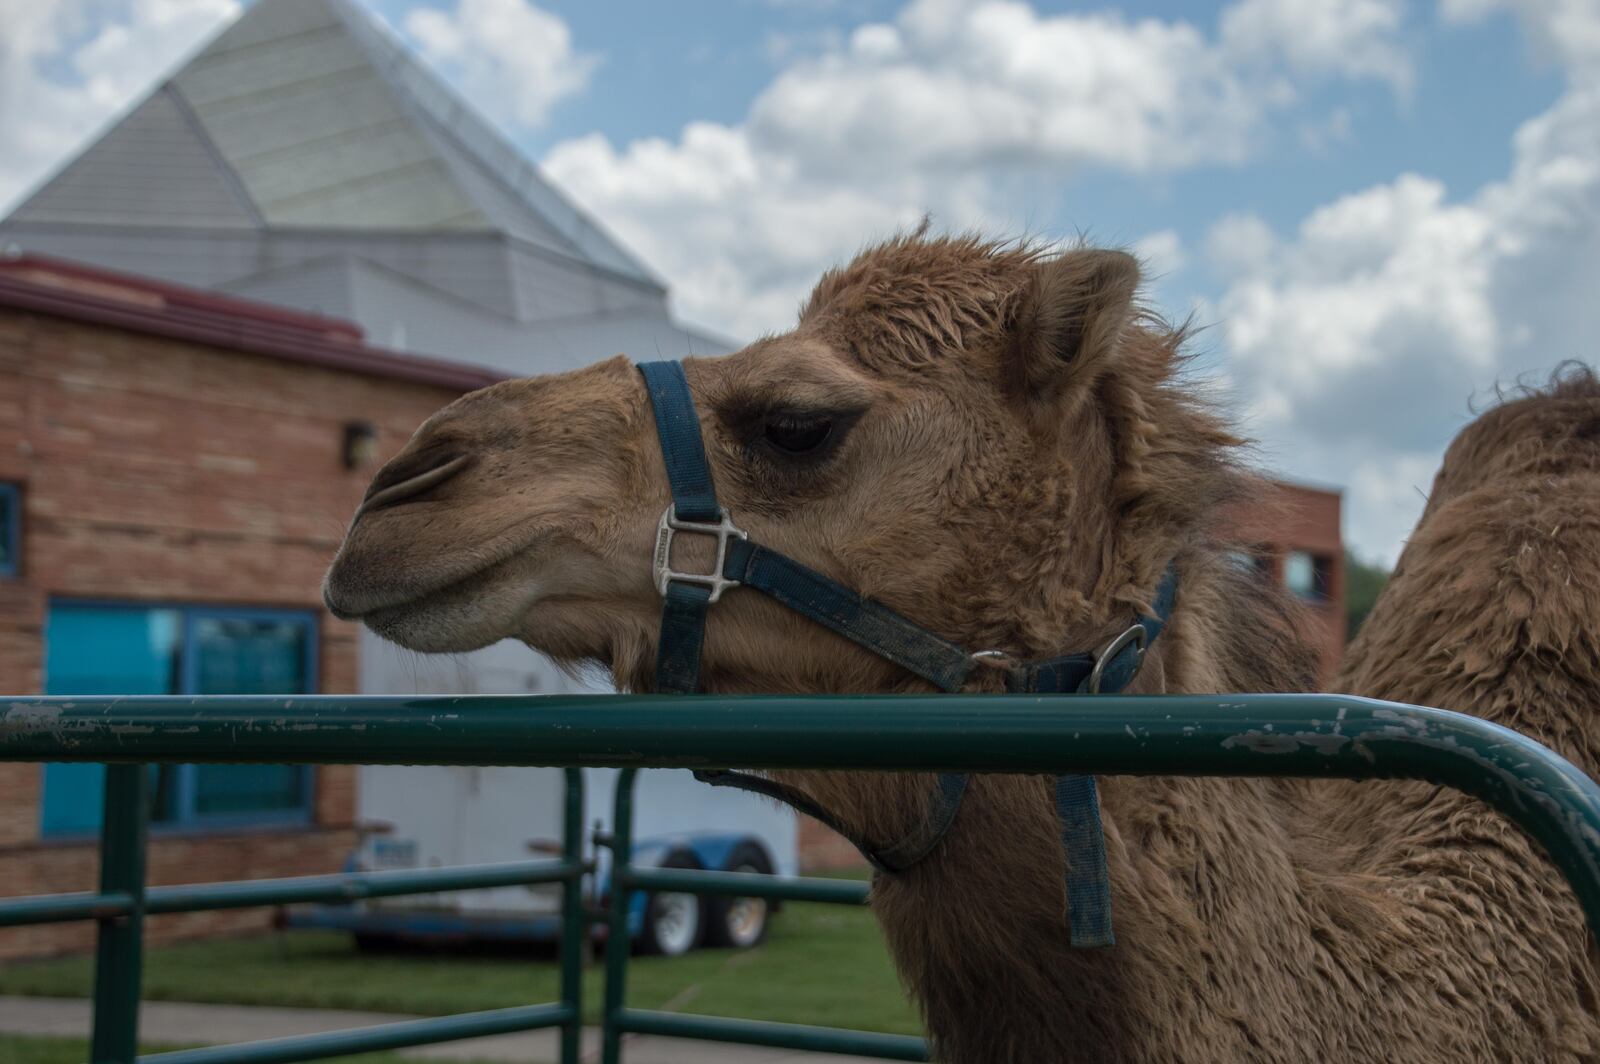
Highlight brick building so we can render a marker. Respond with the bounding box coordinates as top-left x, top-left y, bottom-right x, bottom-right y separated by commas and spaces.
1227, 479, 1346, 683
0, 0, 733, 718
0, 255, 493, 959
